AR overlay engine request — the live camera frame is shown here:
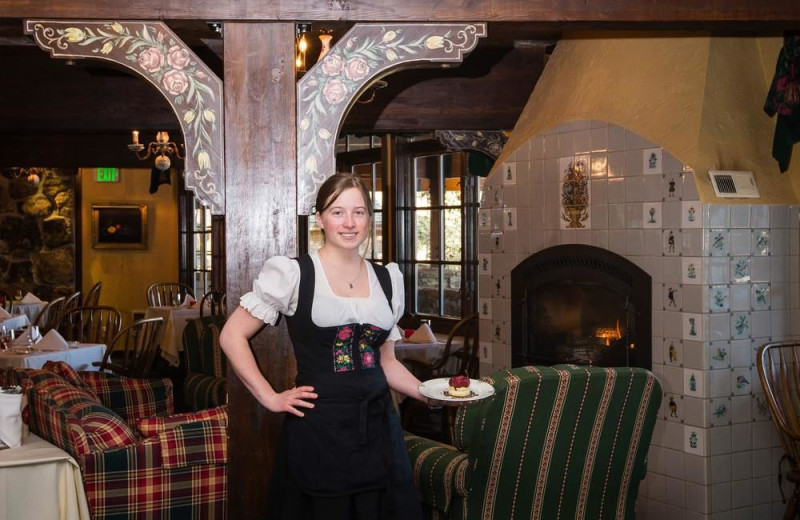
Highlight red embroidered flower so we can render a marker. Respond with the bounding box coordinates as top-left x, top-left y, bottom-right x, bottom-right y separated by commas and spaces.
337, 327, 353, 340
